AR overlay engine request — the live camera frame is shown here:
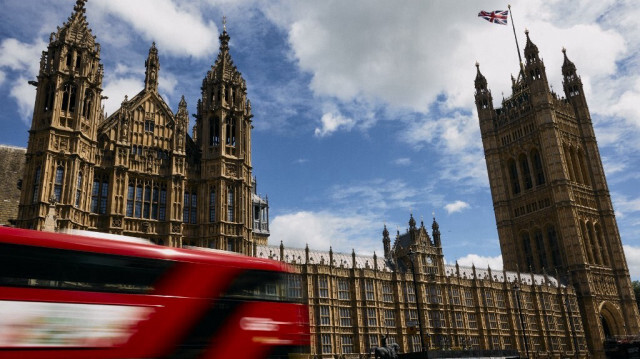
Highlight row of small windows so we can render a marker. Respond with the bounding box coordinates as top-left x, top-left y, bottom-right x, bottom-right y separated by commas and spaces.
563, 144, 591, 186
313, 295, 573, 344
520, 225, 562, 272
501, 123, 535, 146
507, 149, 545, 195
126, 182, 167, 220
514, 198, 552, 218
